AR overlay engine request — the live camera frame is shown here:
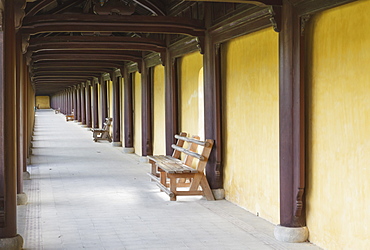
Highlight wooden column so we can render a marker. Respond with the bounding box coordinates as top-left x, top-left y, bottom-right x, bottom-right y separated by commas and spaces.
0, 0, 23, 244
85, 81, 92, 128
203, 4, 223, 191
100, 76, 108, 127
111, 70, 121, 146
80, 83, 86, 125
141, 62, 152, 156
73, 86, 78, 121
76, 85, 82, 122
277, 0, 307, 235
164, 49, 178, 155
123, 67, 134, 150
92, 78, 99, 128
